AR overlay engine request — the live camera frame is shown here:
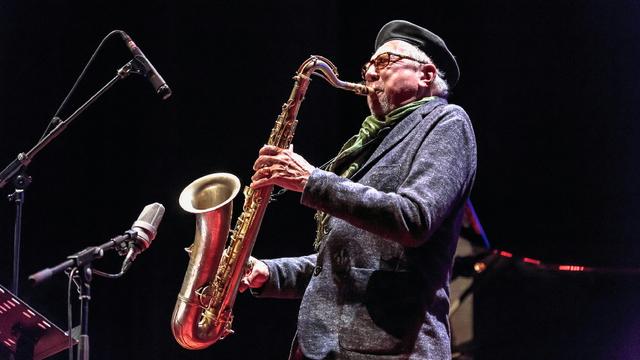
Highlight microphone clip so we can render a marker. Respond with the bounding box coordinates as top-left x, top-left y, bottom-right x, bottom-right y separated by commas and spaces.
115, 229, 138, 257
128, 58, 149, 77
